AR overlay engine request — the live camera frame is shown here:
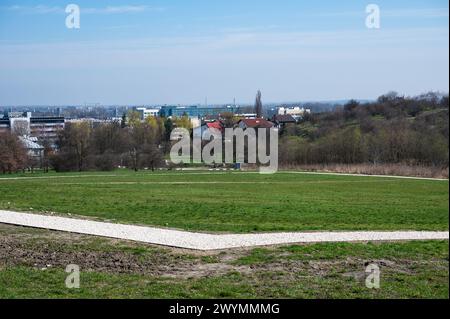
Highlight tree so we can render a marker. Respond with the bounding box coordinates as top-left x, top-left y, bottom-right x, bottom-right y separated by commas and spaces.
221, 112, 238, 128
127, 110, 142, 128
91, 121, 126, 155
53, 122, 92, 171
164, 118, 173, 142
344, 99, 360, 119
139, 144, 164, 171
377, 91, 400, 103
254, 90, 263, 118
145, 116, 166, 145
121, 113, 127, 128
41, 140, 54, 173
173, 115, 192, 130
0, 132, 27, 174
